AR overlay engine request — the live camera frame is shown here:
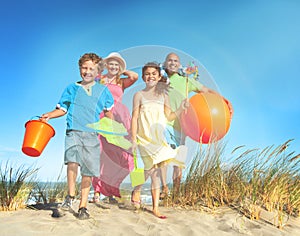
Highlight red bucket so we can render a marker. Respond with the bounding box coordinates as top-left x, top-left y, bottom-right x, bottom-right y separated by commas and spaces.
22, 119, 55, 157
